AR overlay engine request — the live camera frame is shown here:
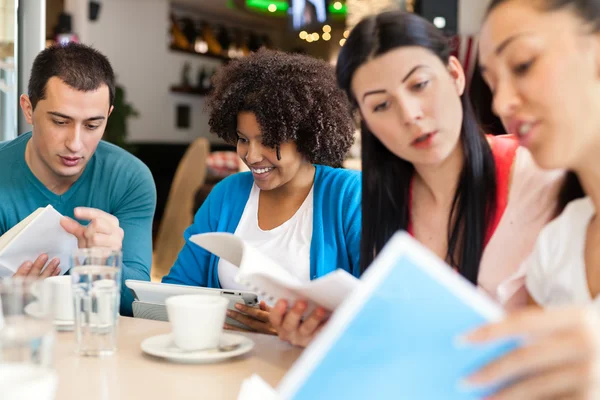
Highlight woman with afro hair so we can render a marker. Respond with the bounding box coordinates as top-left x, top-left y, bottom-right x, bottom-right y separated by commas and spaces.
163, 49, 361, 336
